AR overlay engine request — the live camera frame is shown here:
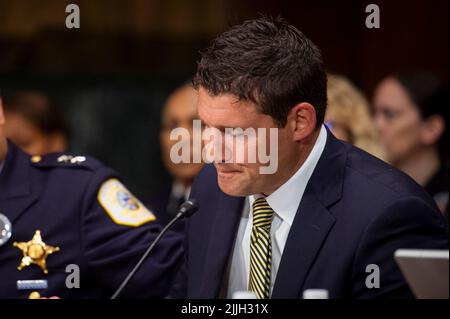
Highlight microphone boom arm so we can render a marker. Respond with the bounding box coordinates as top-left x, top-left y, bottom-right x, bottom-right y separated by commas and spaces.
111, 199, 198, 299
